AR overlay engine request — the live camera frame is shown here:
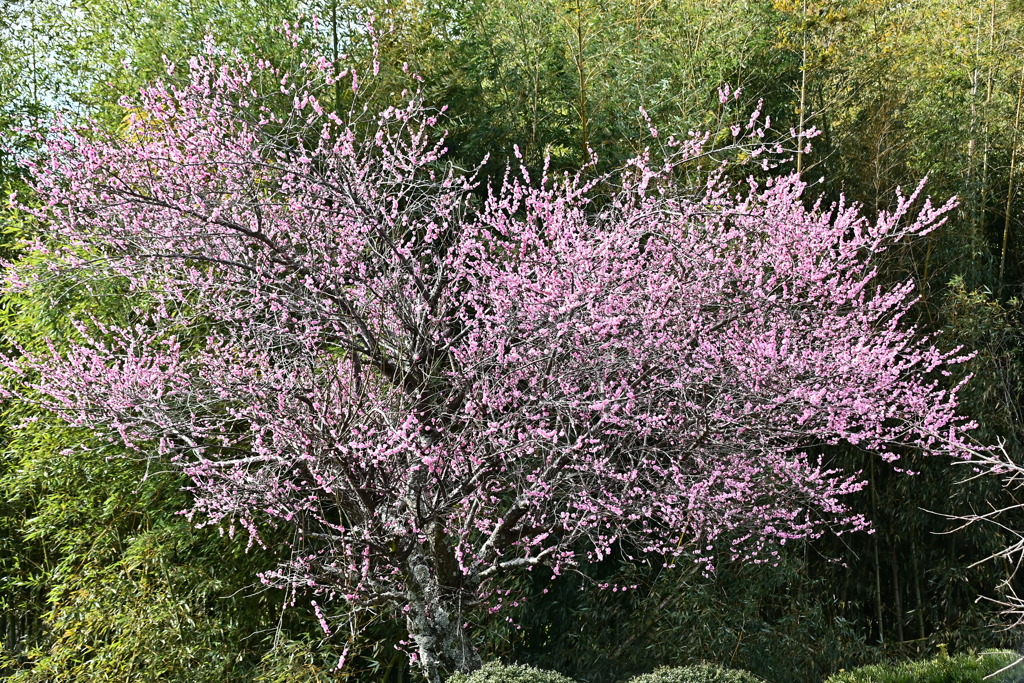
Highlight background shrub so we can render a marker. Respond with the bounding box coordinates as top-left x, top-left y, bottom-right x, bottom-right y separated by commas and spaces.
626, 664, 764, 683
